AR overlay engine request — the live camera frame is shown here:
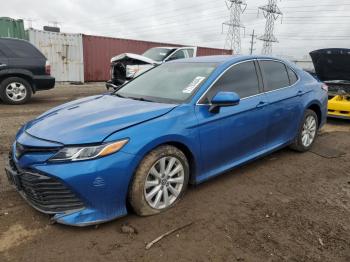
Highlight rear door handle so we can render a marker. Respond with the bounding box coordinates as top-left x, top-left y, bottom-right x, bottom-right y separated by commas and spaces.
256, 101, 268, 108
0, 63, 6, 67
